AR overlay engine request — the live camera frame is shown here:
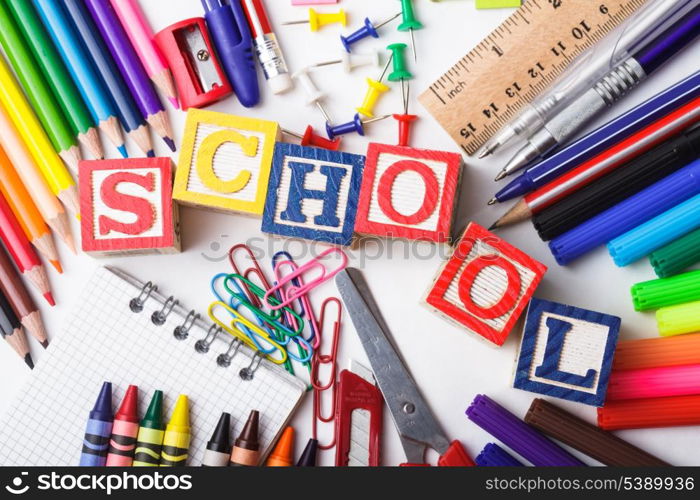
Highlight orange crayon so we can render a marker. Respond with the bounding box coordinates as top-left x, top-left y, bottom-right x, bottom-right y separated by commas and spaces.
266, 426, 294, 467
